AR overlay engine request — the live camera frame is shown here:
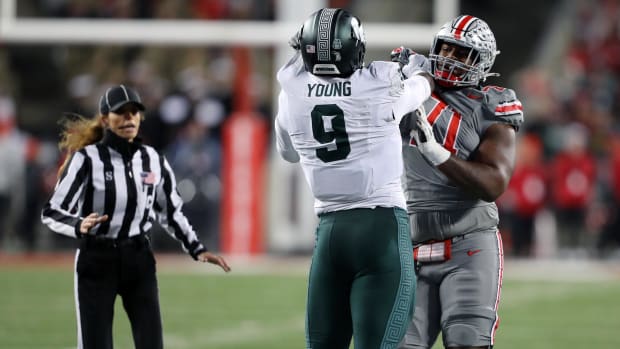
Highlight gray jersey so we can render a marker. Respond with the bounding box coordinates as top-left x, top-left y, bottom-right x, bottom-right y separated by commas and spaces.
403, 86, 523, 242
